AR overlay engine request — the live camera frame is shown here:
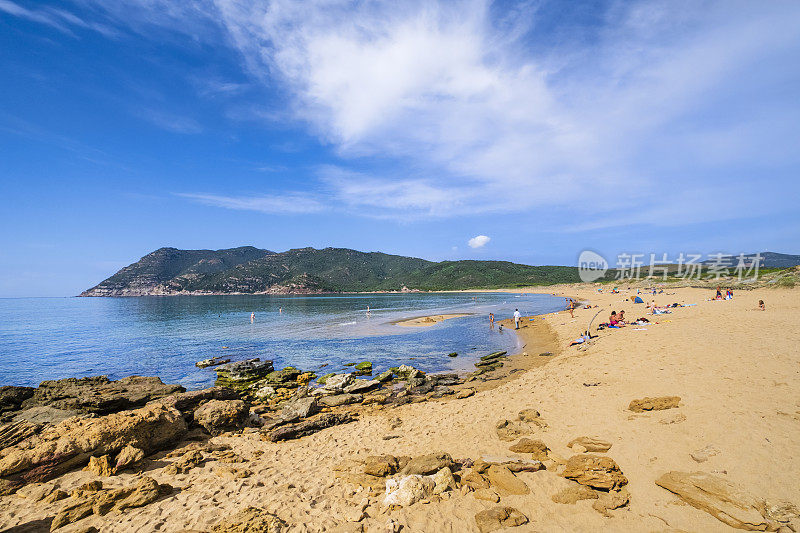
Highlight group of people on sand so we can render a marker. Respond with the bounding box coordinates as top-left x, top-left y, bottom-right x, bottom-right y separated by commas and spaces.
489, 309, 523, 330
715, 286, 734, 300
